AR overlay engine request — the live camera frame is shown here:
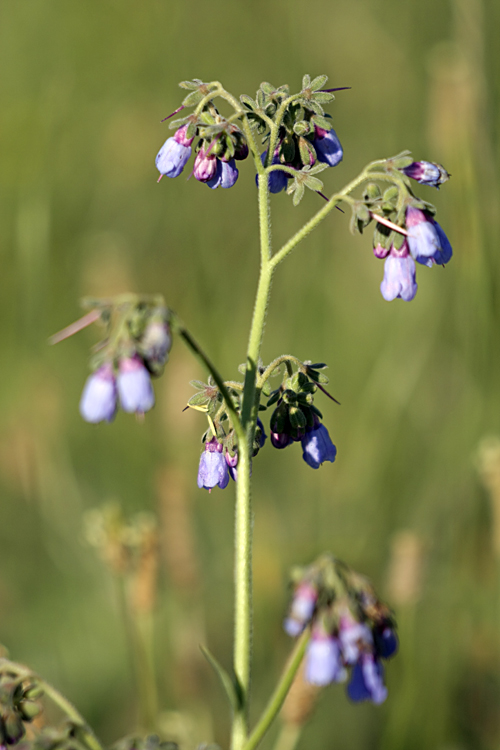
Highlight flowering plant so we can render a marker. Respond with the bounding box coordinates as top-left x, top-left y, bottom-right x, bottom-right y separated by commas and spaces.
2, 75, 452, 750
